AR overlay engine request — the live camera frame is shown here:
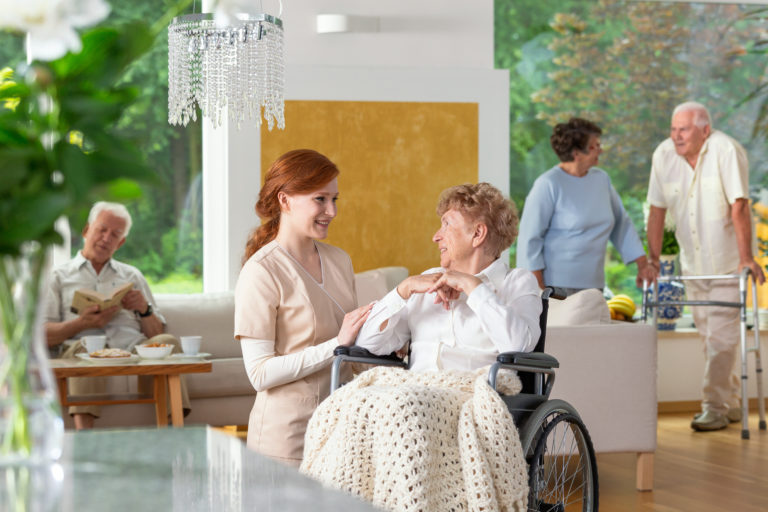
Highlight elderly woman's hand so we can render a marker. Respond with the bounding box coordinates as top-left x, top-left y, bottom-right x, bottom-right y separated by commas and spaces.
427, 270, 482, 310
395, 273, 443, 300
337, 303, 374, 346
